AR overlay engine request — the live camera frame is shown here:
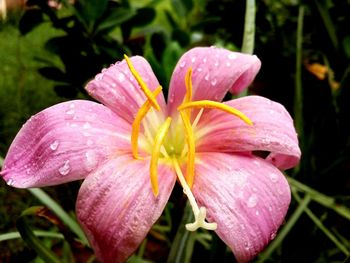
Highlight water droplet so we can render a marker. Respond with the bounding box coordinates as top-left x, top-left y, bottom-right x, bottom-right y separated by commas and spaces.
197, 67, 202, 72
211, 78, 217, 86
58, 160, 70, 176
169, 93, 175, 103
228, 53, 237, 60
180, 61, 186, 68
101, 68, 107, 73
240, 223, 246, 230
214, 61, 219, 67
204, 74, 210, 81
66, 108, 75, 116
7, 178, 15, 186
191, 57, 196, 63
269, 173, 279, 183
202, 57, 207, 63
255, 210, 260, 216
247, 194, 258, 208
268, 205, 273, 212
83, 122, 91, 129
50, 140, 59, 151
69, 103, 75, 109
84, 151, 98, 172
86, 139, 94, 146
270, 231, 277, 240
118, 73, 125, 82
95, 73, 103, 81
226, 62, 231, 67
244, 241, 250, 250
